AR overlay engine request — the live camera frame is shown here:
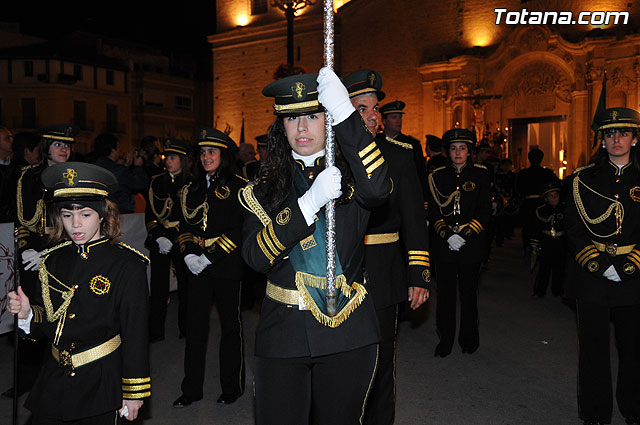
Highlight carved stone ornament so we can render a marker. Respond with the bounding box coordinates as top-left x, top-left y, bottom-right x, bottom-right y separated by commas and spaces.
611, 67, 631, 88
504, 61, 572, 113
433, 83, 449, 101
520, 28, 548, 52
